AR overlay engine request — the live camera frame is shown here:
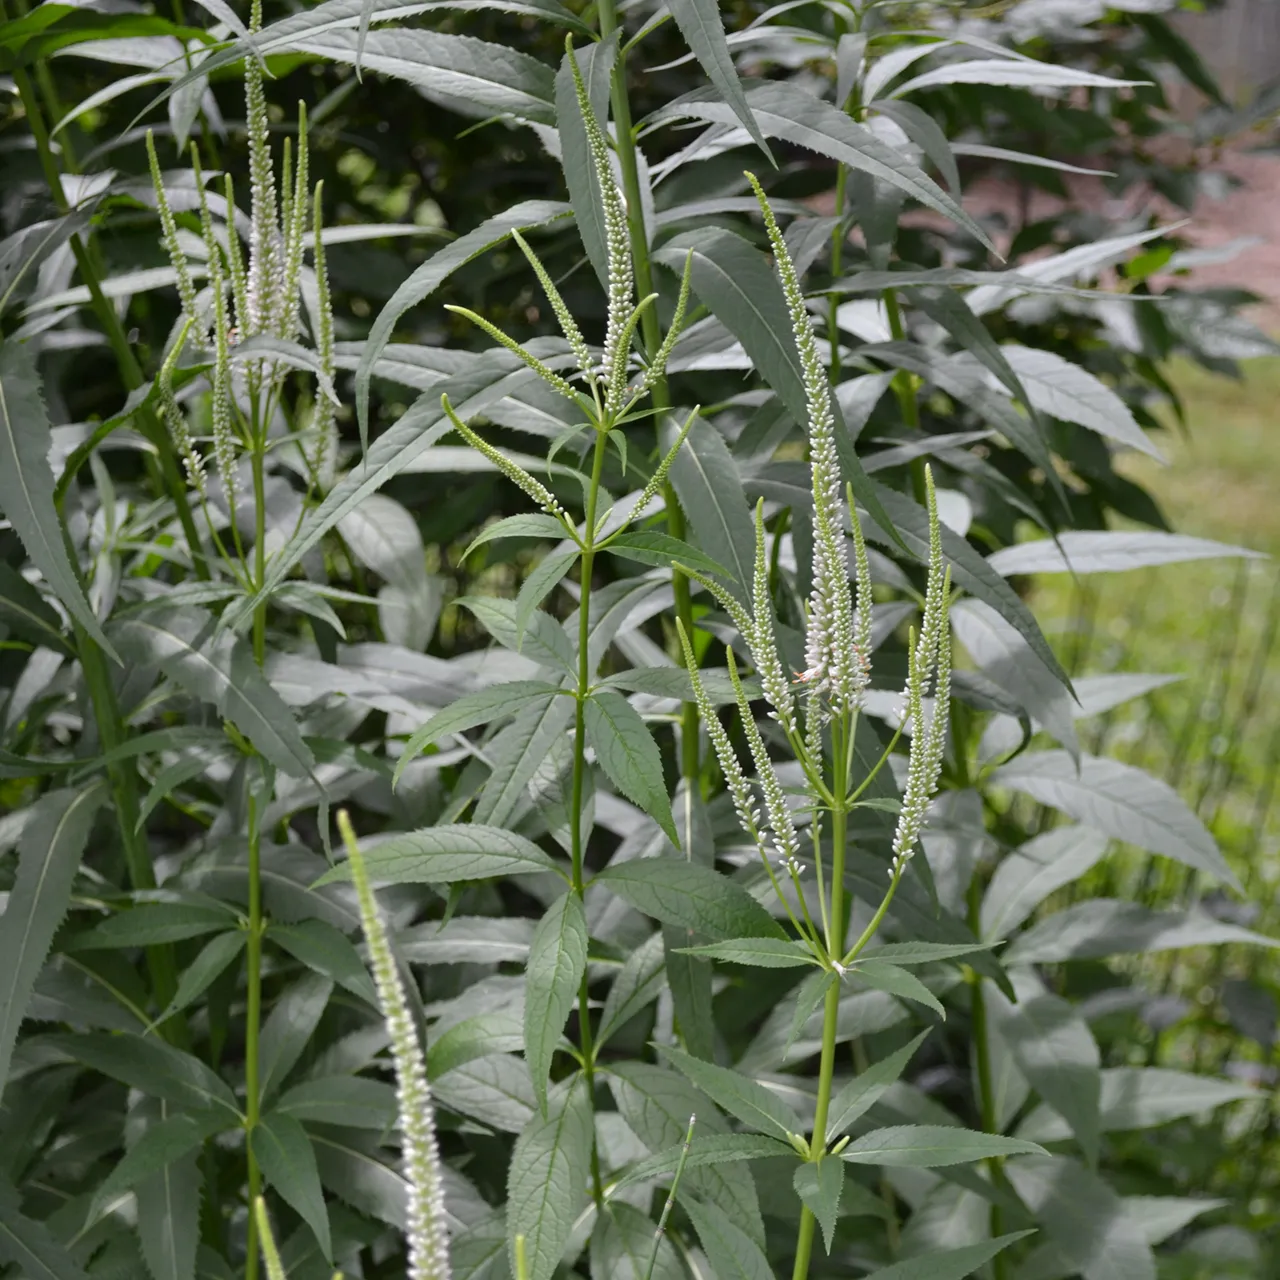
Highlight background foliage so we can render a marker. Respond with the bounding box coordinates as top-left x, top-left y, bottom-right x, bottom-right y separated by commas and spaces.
1, 0, 1278, 1278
